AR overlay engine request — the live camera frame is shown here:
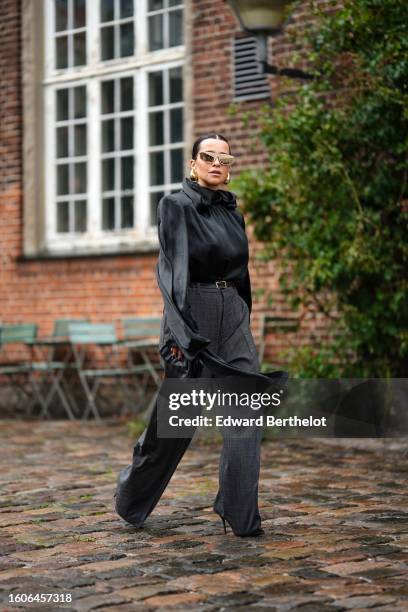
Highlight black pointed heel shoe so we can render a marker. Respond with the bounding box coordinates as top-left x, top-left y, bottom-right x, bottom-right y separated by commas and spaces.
238, 527, 265, 538
216, 512, 264, 537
